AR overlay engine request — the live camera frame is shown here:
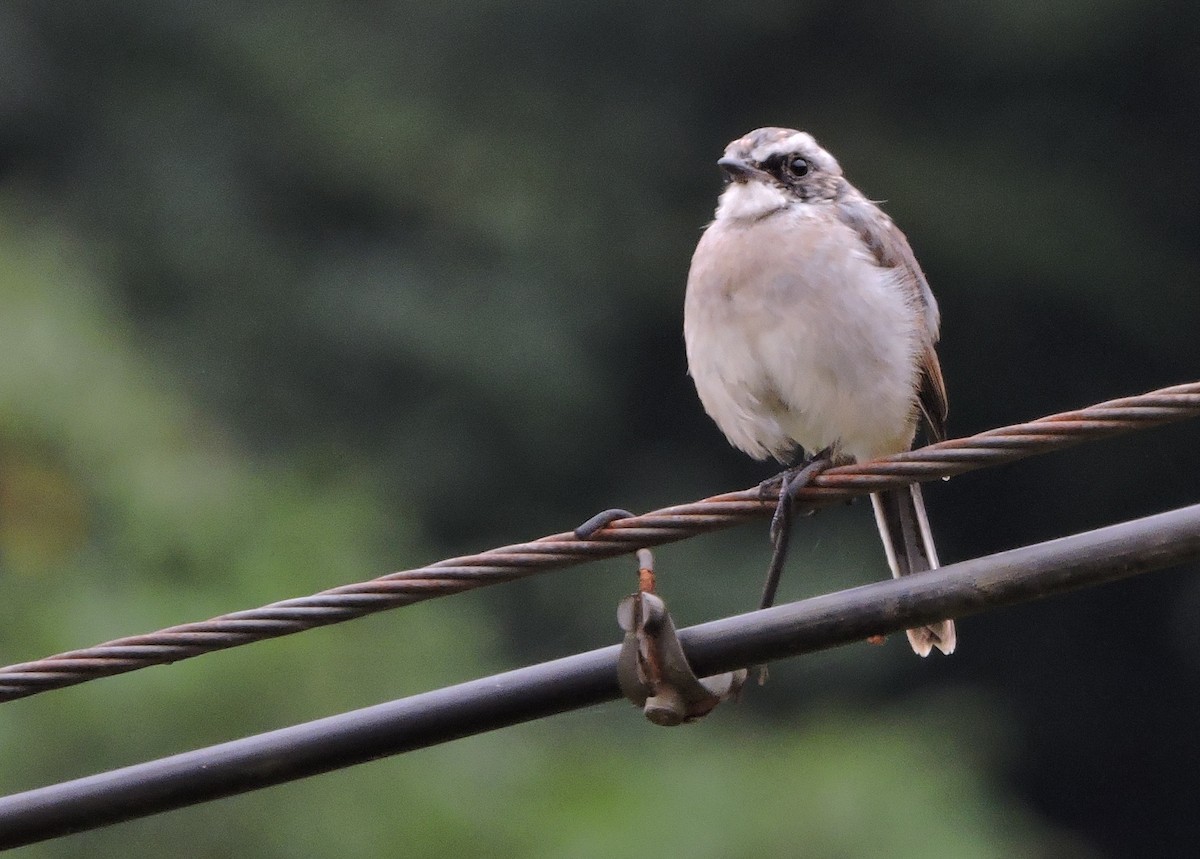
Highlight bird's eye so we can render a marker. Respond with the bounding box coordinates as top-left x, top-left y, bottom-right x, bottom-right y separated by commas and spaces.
788, 157, 809, 177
